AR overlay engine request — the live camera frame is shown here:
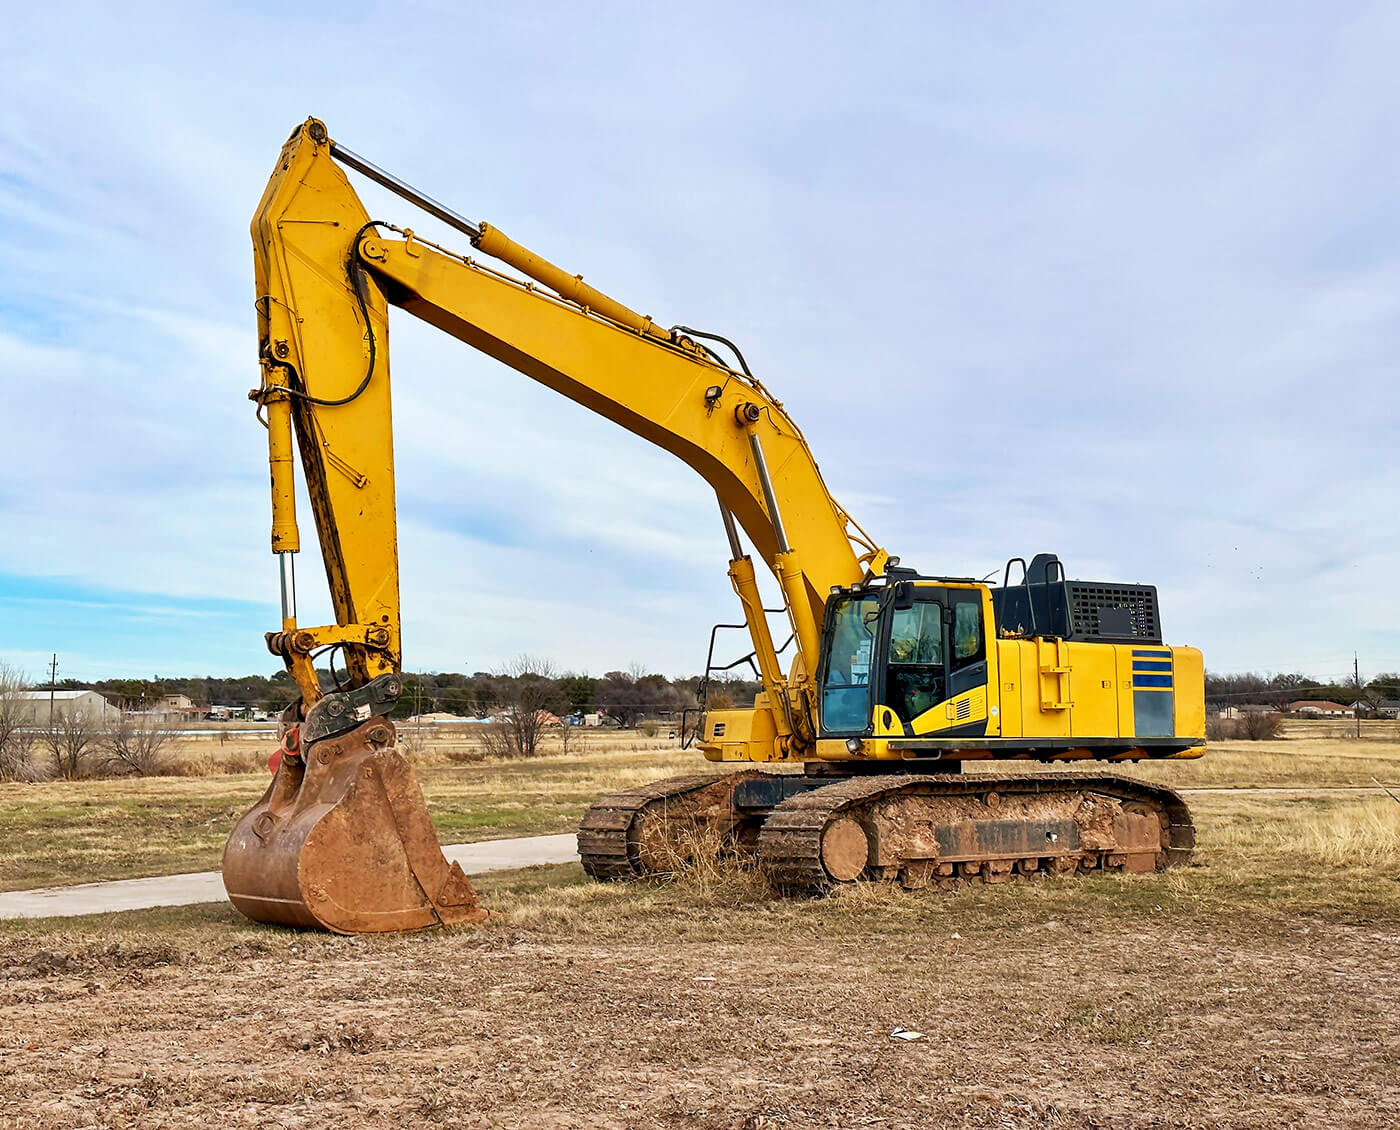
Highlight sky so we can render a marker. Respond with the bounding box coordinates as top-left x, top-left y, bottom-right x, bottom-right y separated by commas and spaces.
2, 2, 1399, 685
